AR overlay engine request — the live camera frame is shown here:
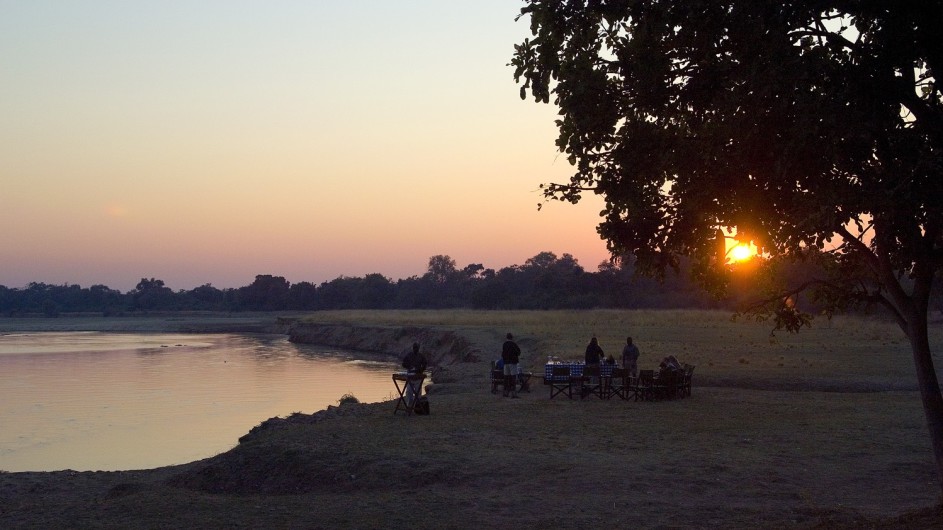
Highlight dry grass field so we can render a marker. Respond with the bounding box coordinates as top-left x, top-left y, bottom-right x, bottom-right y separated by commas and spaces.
302, 309, 931, 388
2, 309, 943, 529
